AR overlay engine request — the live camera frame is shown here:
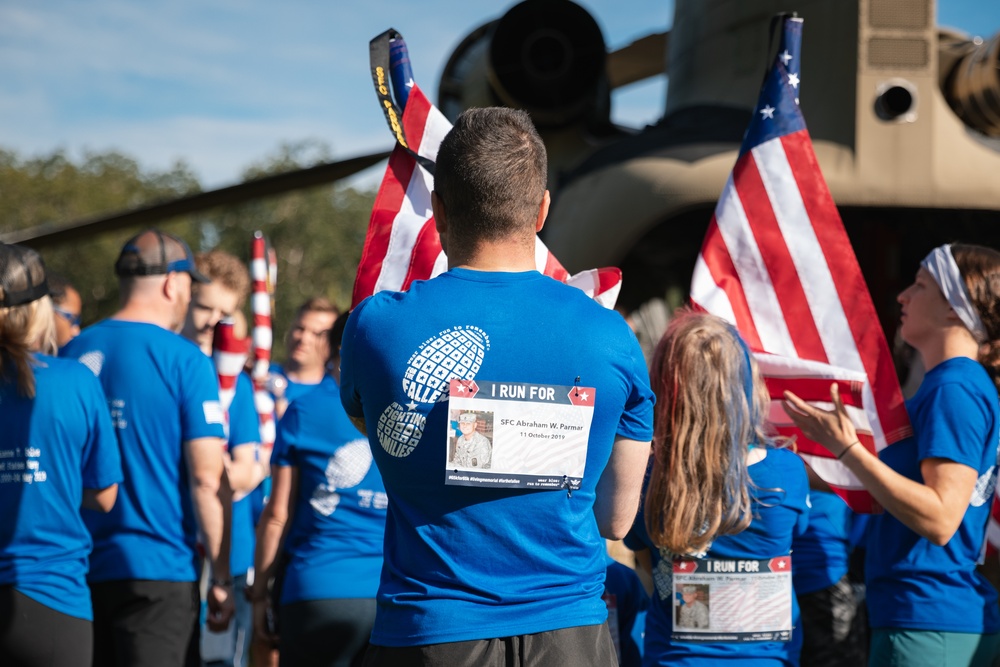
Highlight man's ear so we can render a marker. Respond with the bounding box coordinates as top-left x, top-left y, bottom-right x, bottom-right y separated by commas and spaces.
162, 273, 176, 301
535, 190, 551, 233
432, 191, 448, 253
